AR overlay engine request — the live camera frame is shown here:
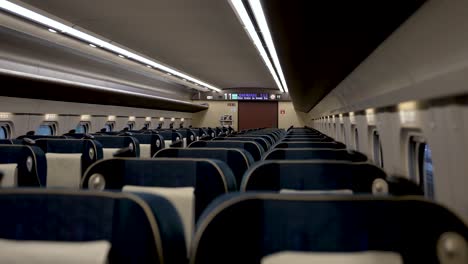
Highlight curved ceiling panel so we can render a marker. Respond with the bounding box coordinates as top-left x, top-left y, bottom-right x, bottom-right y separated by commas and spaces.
18, 0, 277, 89
261, 0, 426, 112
